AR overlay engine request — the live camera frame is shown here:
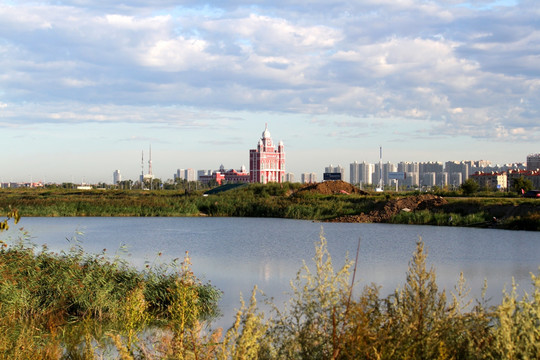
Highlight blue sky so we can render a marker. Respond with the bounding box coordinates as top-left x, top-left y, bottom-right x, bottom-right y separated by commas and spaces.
1, 0, 538, 183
